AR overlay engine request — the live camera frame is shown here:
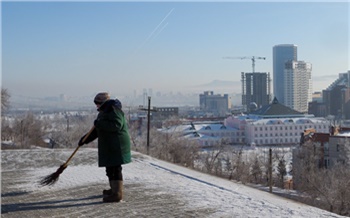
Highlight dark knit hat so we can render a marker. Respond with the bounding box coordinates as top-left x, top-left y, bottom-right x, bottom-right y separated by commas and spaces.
94, 92, 110, 104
